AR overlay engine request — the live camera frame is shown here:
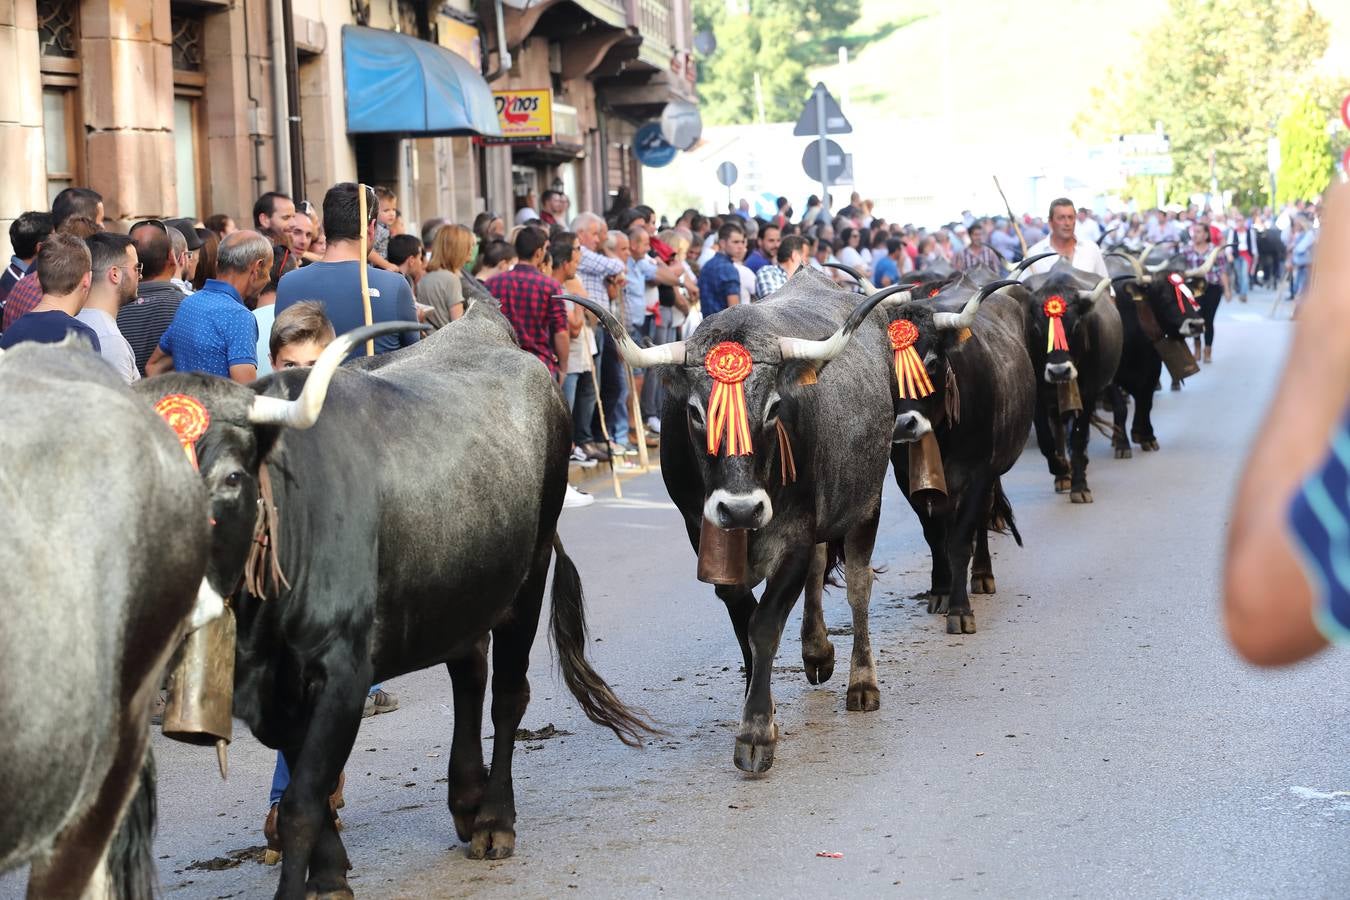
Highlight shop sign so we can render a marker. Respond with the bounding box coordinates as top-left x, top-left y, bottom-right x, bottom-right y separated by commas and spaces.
484, 89, 553, 145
